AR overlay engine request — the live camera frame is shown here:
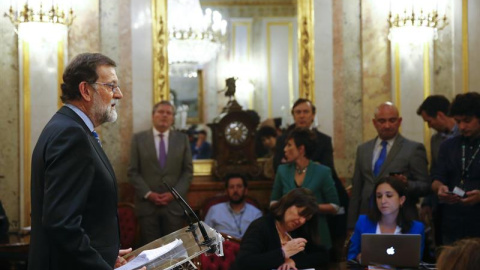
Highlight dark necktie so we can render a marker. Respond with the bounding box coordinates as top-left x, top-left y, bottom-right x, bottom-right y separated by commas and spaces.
159, 133, 166, 168
373, 140, 388, 176
92, 130, 102, 147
